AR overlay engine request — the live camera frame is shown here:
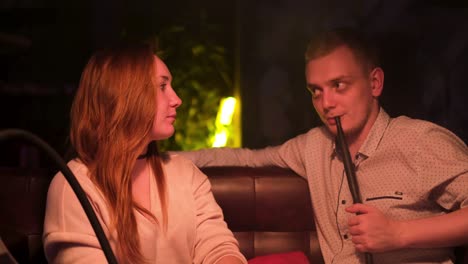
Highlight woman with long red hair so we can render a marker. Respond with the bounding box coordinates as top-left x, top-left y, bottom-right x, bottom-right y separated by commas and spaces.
43, 43, 246, 264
